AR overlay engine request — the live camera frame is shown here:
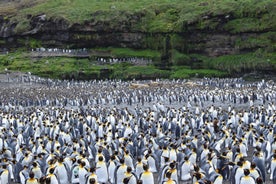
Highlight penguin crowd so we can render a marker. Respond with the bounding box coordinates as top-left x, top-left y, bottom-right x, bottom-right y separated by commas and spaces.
0, 76, 276, 184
